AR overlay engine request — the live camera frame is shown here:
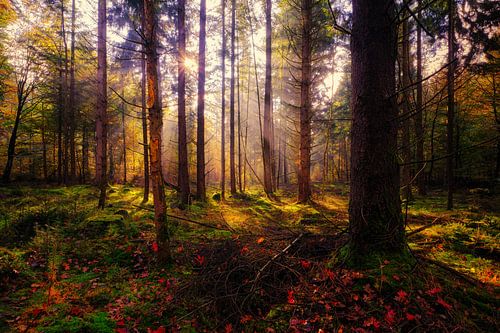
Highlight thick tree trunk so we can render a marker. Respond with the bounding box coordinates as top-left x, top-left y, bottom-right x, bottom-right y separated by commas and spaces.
177, 0, 190, 206
401, 17, 413, 201
69, 0, 77, 181
263, 0, 274, 196
298, 0, 312, 203
141, 51, 150, 203
196, 0, 207, 200
220, 0, 227, 199
229, 0, 237, 194
96, 0, 107, 208
415, 0, 426, 195
447, 0, 455, 210
144, 0, 170, 262
347, 0, 404, 259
